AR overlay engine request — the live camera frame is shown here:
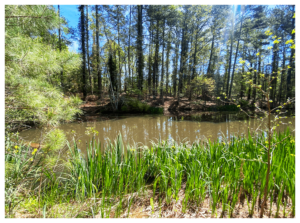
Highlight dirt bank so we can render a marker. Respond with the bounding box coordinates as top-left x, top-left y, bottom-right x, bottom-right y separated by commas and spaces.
79, 94, 218, 118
